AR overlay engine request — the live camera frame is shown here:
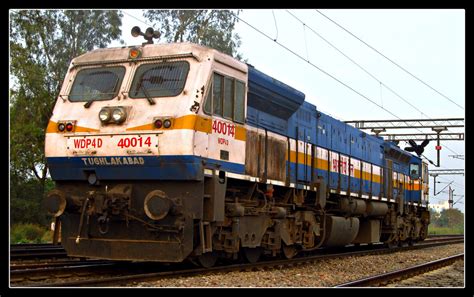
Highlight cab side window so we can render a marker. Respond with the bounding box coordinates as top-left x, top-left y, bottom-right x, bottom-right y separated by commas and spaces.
223, 77, 234, 119
234, 81, 245, 123
204, 72, 245, 124
213, 74, 223, 115
410, 163, 420, 179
